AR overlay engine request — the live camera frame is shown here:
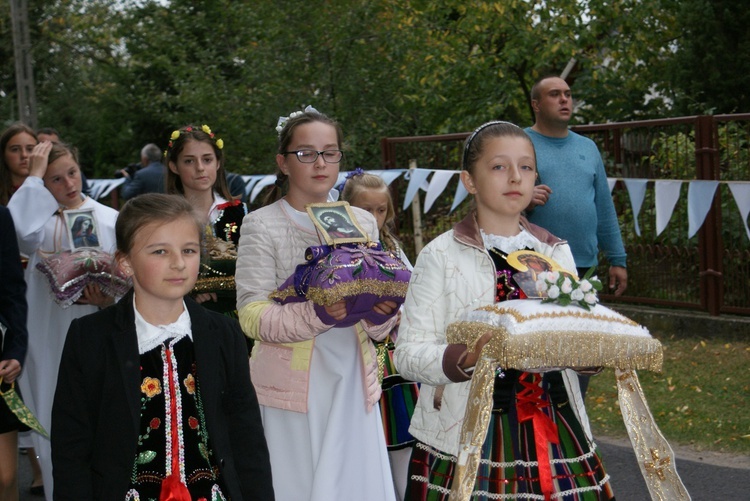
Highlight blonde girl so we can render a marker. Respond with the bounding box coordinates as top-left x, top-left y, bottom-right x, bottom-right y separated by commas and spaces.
394, 121, 614, 500
7, 141, 118, 501
235, 108, 398, 500
341, 170, 418, 501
